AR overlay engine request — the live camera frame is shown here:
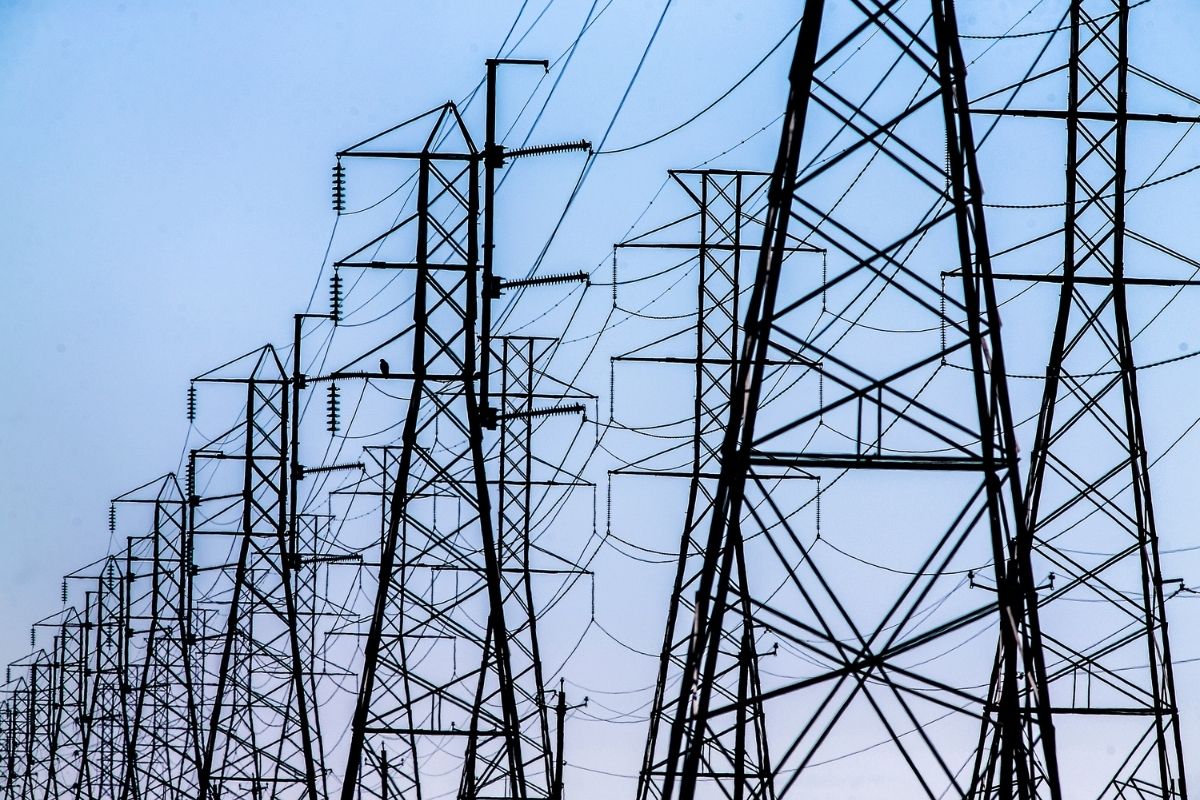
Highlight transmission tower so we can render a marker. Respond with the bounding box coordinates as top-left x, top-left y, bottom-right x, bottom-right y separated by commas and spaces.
1, 670, 30, 799
970, 1, 1194, 797
9, 650, 54, 800
639, 3, 1062, 800
113, 475, 204, 800
615, 168, 818, 800
491, 334, 589, 800
0, 678, 18, 799
70, 559, 129, 800
37, 604, 85, 800
189, 345, 321, 800
335, 57, 590, 800
14, 6, 1200, 800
